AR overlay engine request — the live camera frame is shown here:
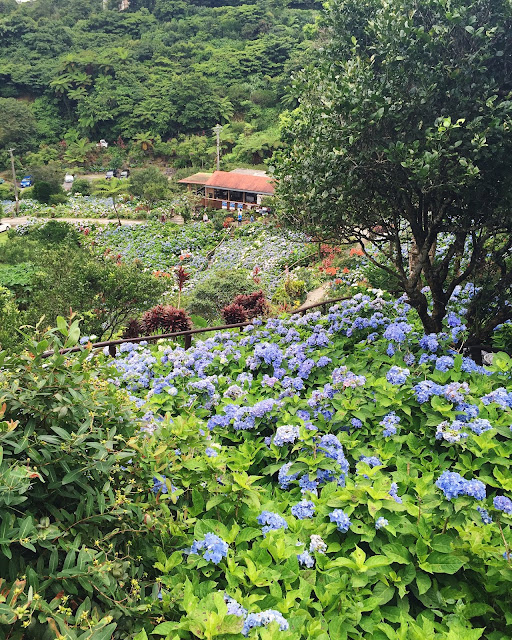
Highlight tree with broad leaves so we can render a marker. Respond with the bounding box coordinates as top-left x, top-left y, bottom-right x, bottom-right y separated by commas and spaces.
274, 0, 512, 344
